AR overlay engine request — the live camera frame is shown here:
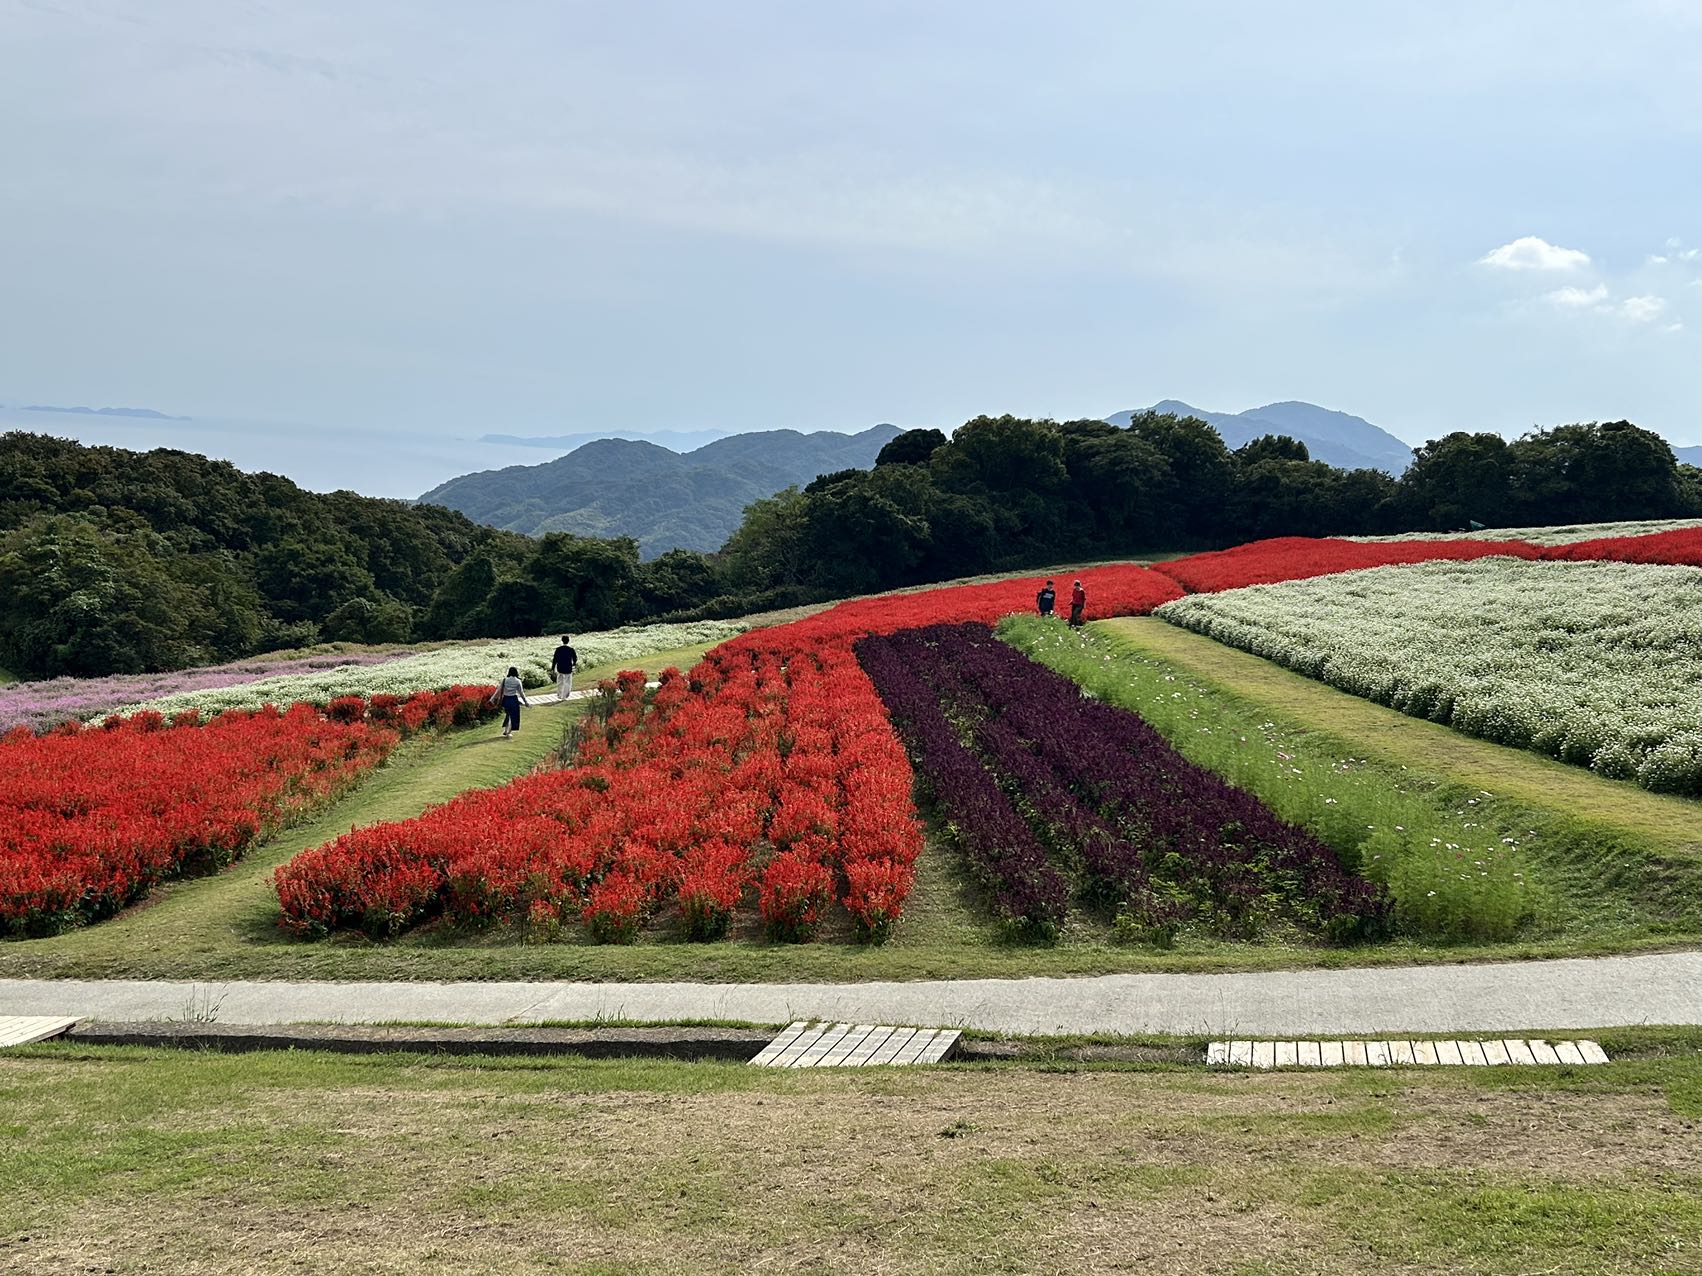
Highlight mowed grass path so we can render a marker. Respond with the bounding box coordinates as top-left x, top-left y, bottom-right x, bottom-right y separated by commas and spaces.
1, 1035, 1699, 1275
1108, 617, 1702, 860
